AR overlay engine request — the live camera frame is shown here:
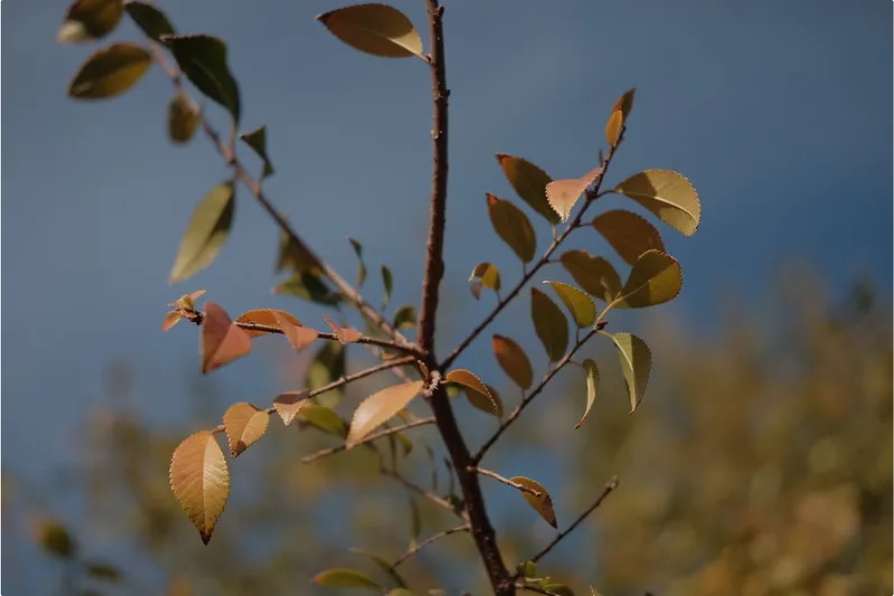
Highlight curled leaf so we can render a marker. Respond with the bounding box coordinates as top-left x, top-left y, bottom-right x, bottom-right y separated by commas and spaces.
531, 288, 568, 362
492, 334, 533, 390
614, 249, 682, 309
235, 309, 302, 337
575, 359, 600, 429
222, 402, 270, 456
612, 332, 651, 413
544, 281, 596, 327
469, 262, 501, 300
613, 170, 701, 236
323, 314, 363, 344
495, 154, 558, 223
273, 391, 309, 426
169, 431, 229, 544
201, 302, 252, 373
545, 165, 603, 222
560, 251, 621, 303
591, 209, 665, 265
169, 182, 235, 284
68, 43, 151, 99
316, 4, 424, 59
240, 125, 274, 178
58, 0, 123, 44
605, 88, 635, 147
347, 381, 424, 448
509, 476, 557, 528
487, 193, 536, 263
